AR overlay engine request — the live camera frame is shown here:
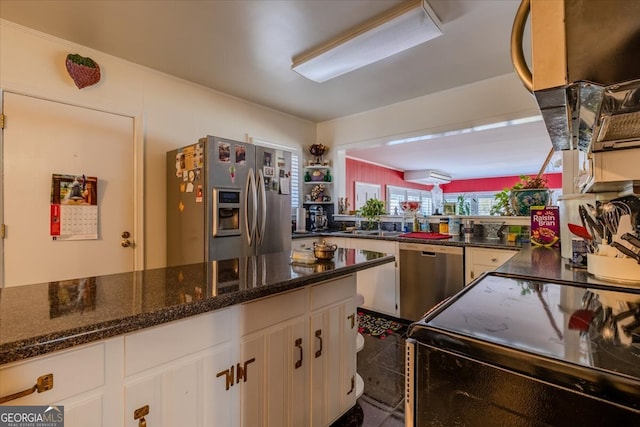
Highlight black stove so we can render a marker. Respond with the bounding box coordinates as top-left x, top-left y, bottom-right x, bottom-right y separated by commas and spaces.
405, 272, 640, 426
